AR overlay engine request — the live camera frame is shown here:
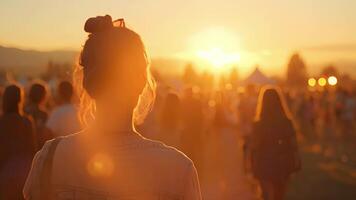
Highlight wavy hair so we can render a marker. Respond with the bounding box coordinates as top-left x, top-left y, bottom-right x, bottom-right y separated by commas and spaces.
74, 16, 156, 128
